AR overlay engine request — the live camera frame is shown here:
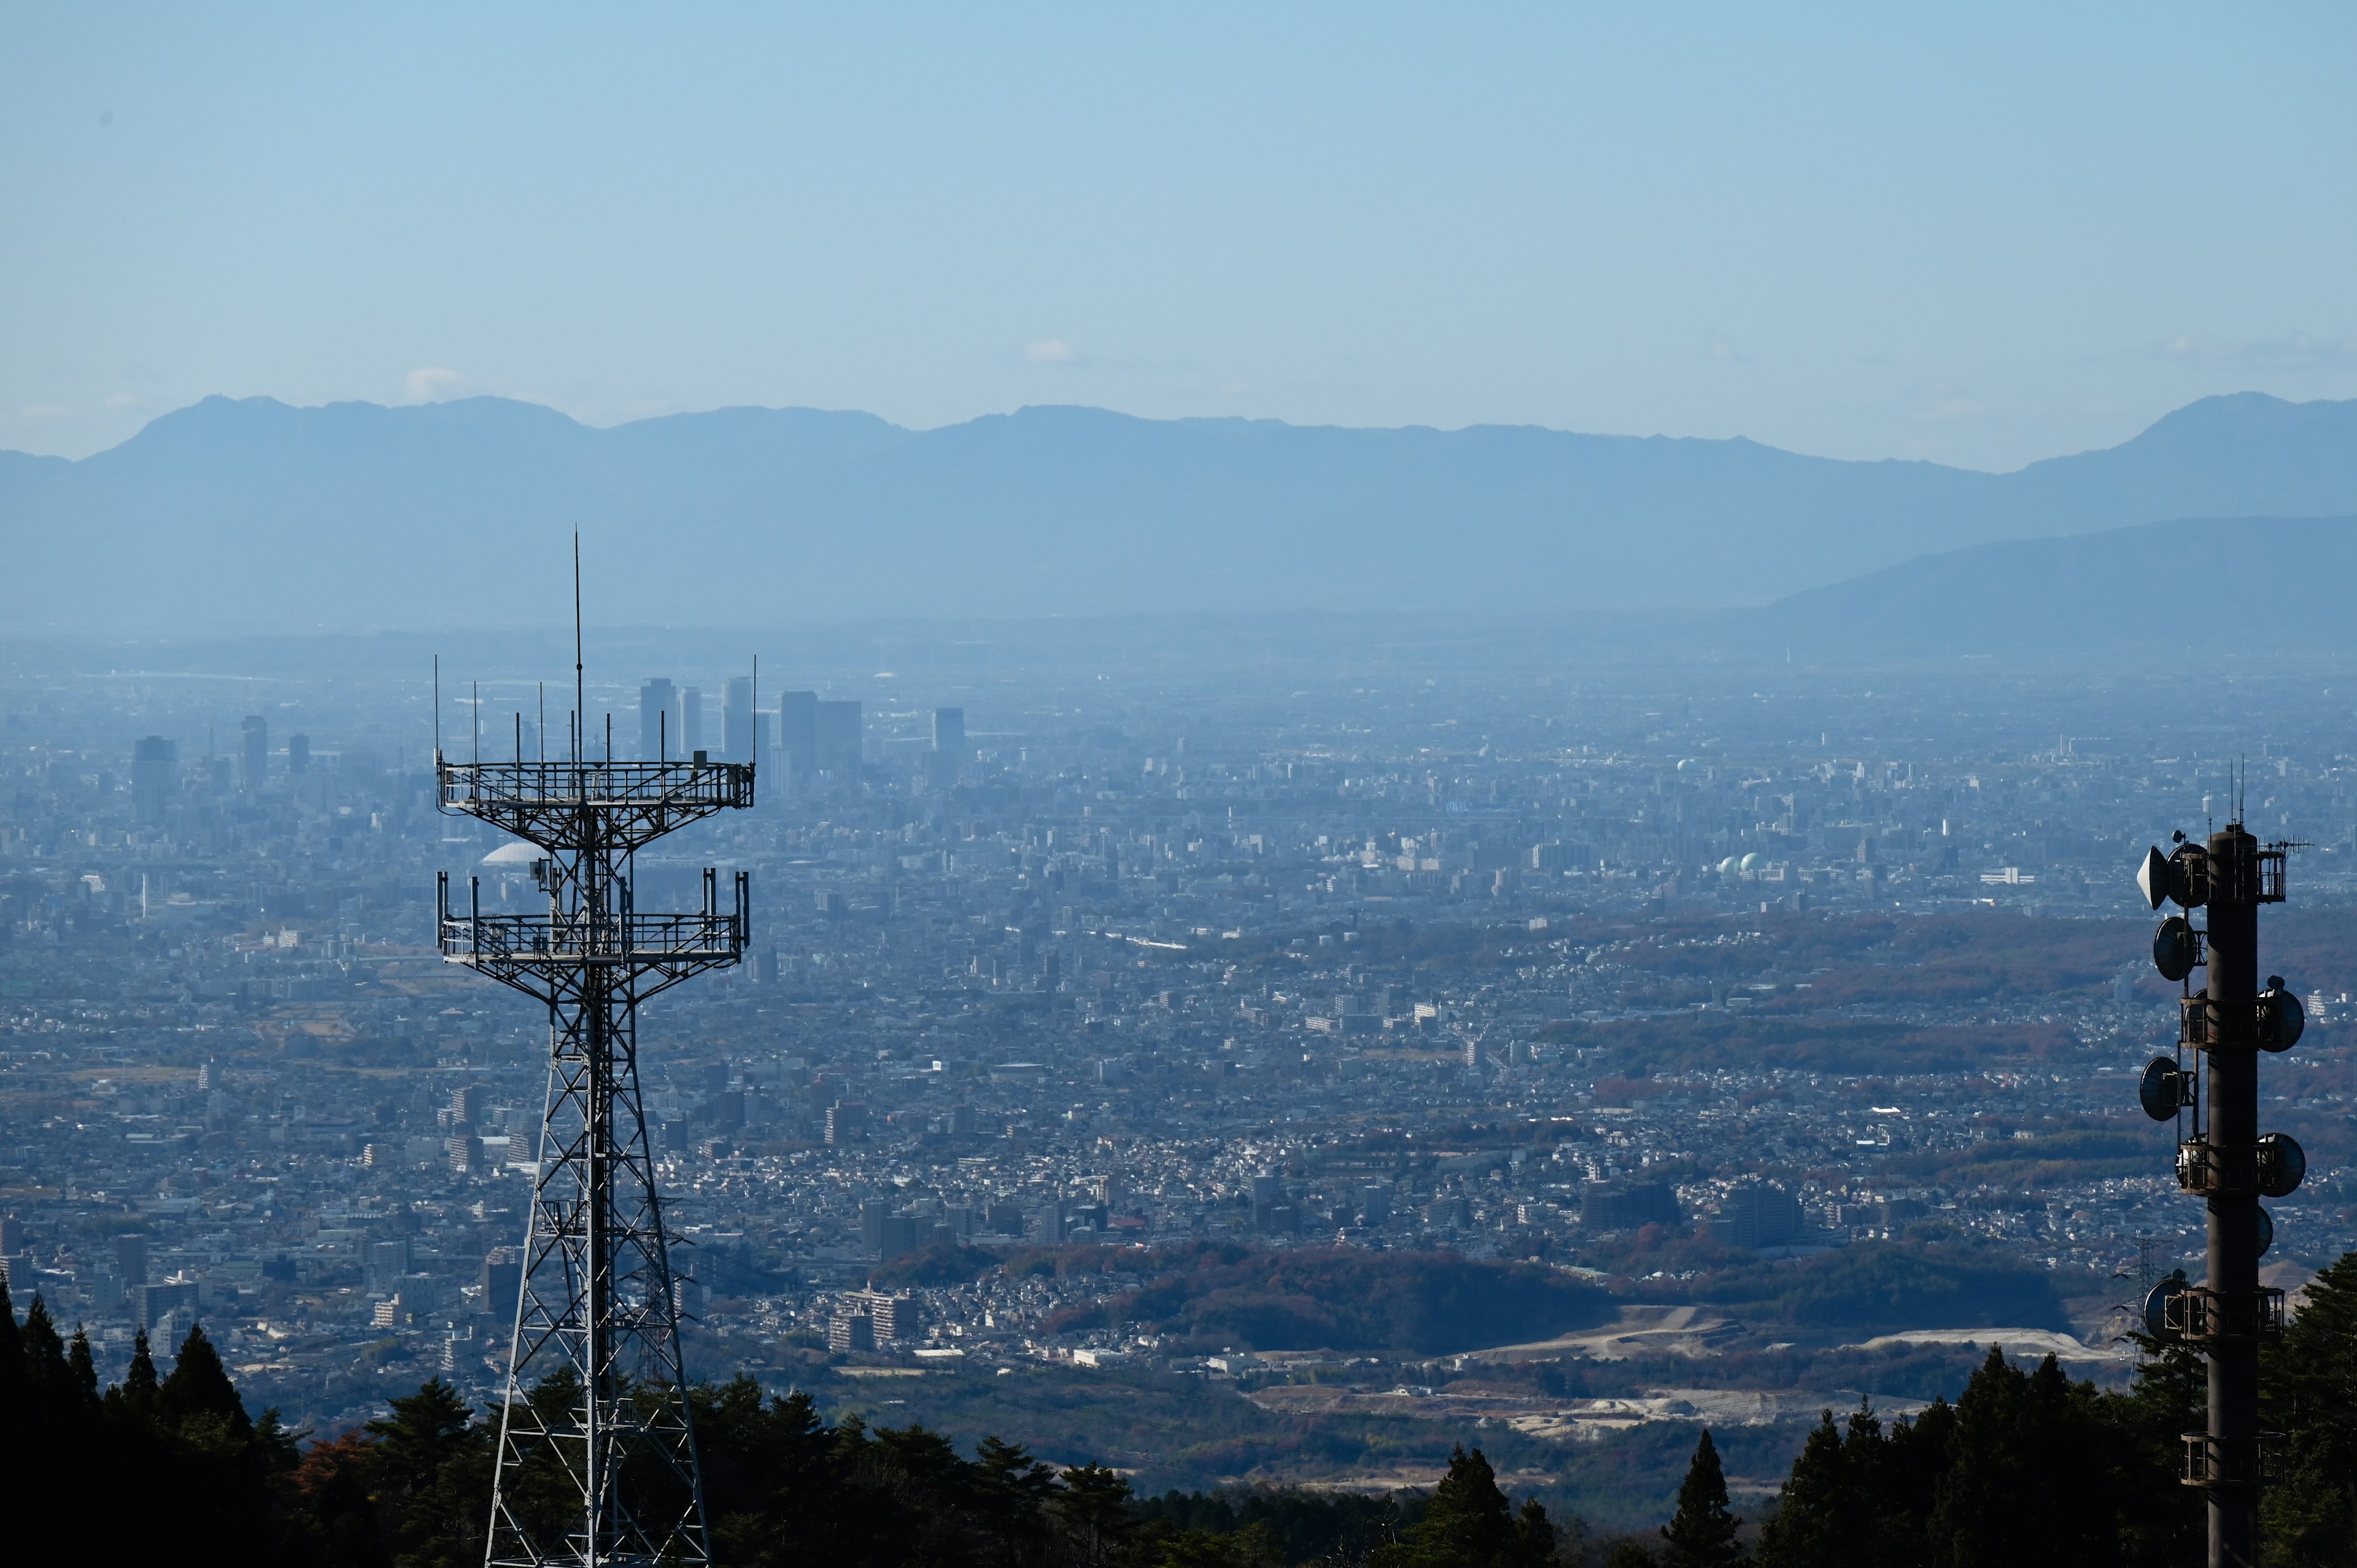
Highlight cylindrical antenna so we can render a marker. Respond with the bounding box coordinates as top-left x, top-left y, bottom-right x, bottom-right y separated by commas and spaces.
473, 679, 480, 767
433, 655, 441, 761
538, 682, 546, 766
573, 531, 585, 767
